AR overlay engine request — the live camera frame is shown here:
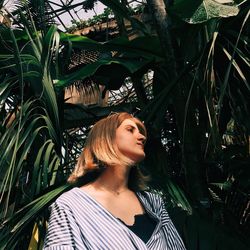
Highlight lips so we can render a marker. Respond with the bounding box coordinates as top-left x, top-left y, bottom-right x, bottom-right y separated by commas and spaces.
136, 143, 144, 148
